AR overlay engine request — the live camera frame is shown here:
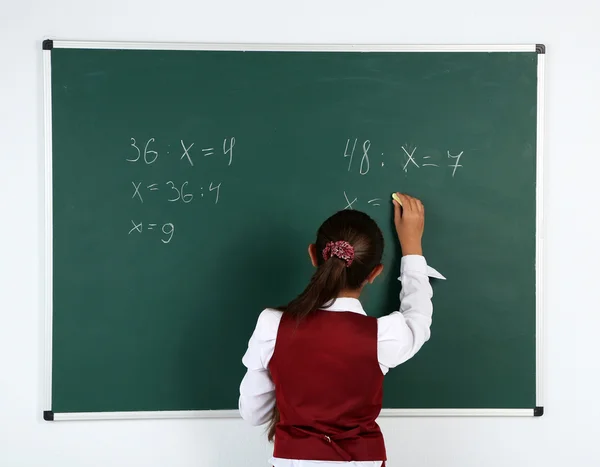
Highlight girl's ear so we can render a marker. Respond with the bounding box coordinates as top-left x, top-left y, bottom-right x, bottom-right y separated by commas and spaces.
366, 264, 384, 284
308, 244, 318, 267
